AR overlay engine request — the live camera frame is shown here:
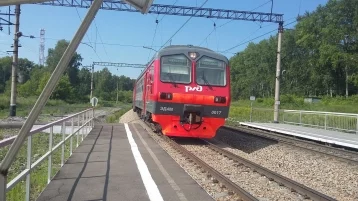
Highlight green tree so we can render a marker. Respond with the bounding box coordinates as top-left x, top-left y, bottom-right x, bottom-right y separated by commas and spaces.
0, 56, 12, 93
76, 67, 92, 100
296, 0, 358, 96
0, 57, 35, 91
229, 0, 358, 99
46, 39, 82, 86
37, 72, 73, 100
18, 58, 35, 84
